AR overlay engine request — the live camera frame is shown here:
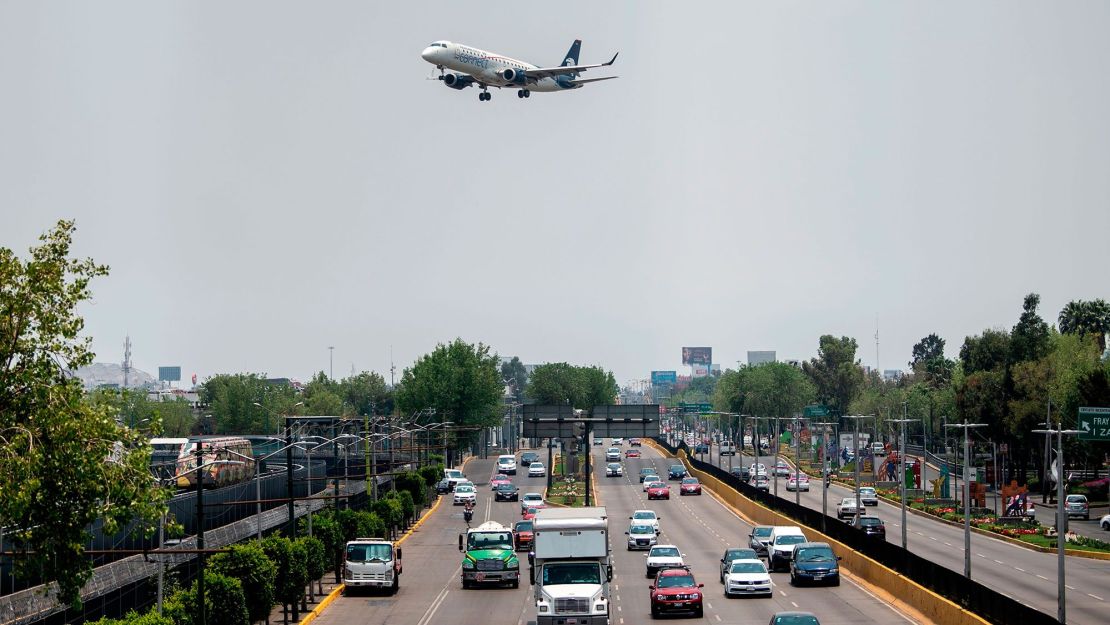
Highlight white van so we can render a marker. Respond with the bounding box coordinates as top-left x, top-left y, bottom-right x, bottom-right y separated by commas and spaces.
720, 441, 736, 456
497, 454, 517, 475
767, 526, 808, 571
871, 442, 885, 456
